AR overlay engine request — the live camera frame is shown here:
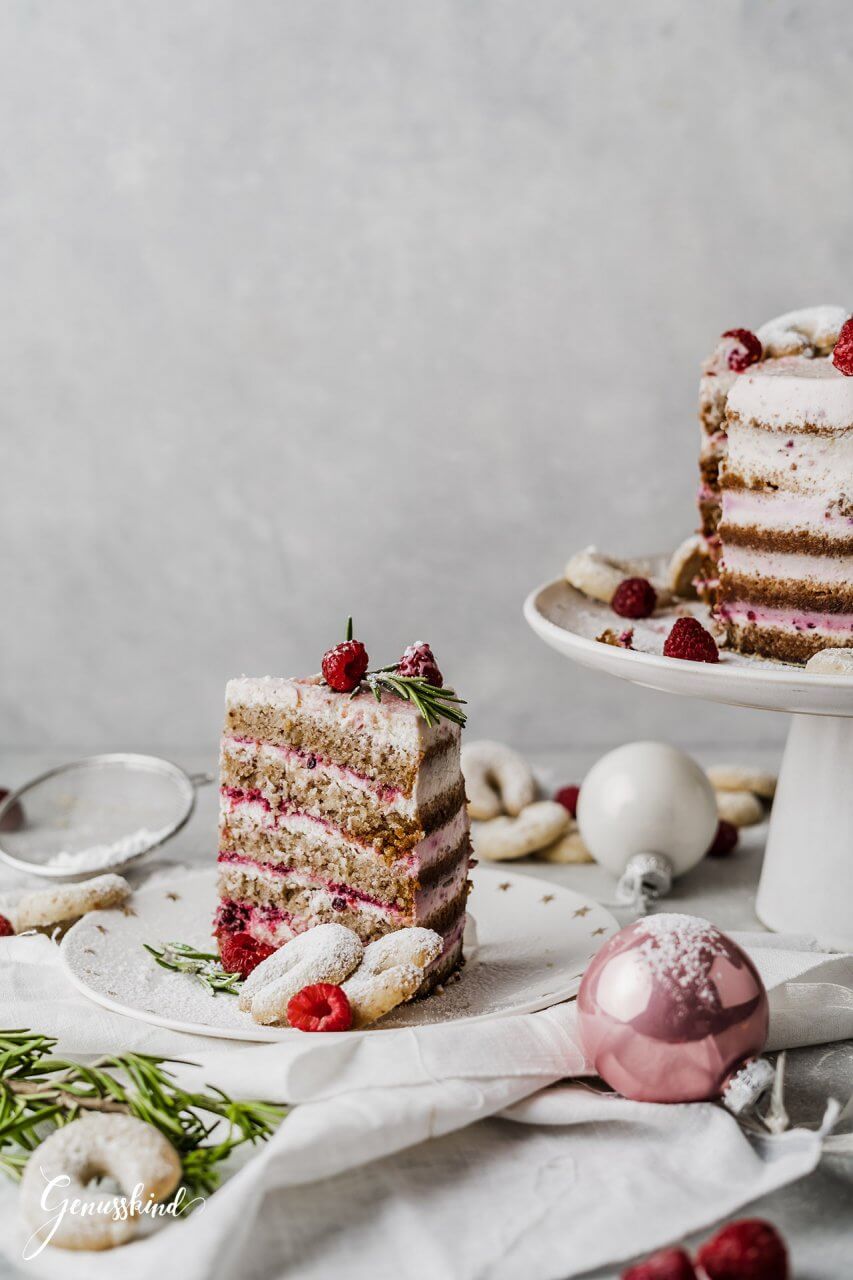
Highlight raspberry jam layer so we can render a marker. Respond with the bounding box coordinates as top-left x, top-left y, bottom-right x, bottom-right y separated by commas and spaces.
218, 849, 405, 917
719, 602, 853, 635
